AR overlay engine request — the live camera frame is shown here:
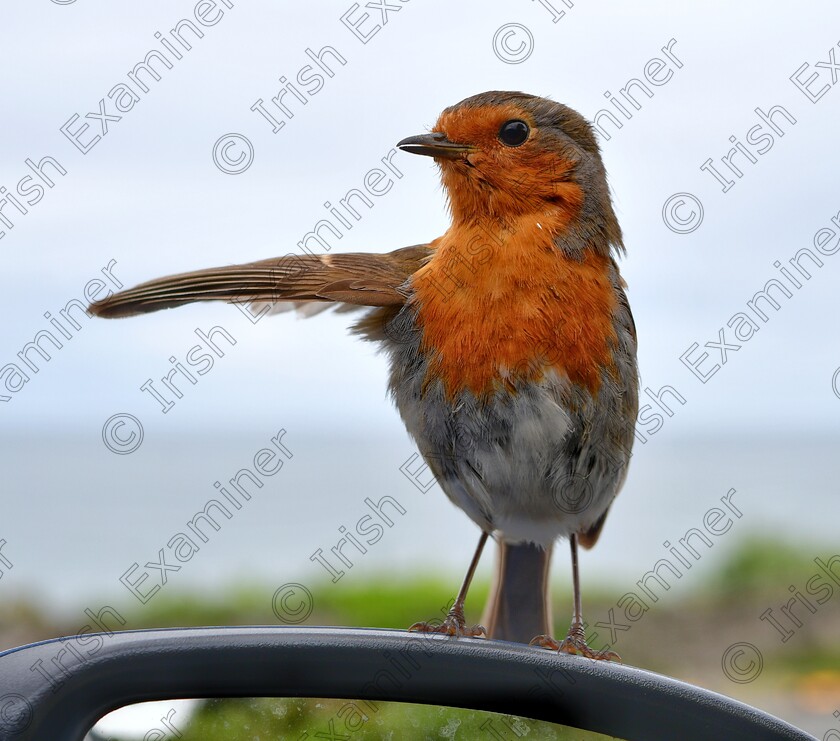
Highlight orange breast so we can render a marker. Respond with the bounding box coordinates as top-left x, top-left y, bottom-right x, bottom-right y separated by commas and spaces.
412, 218, 618, 399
